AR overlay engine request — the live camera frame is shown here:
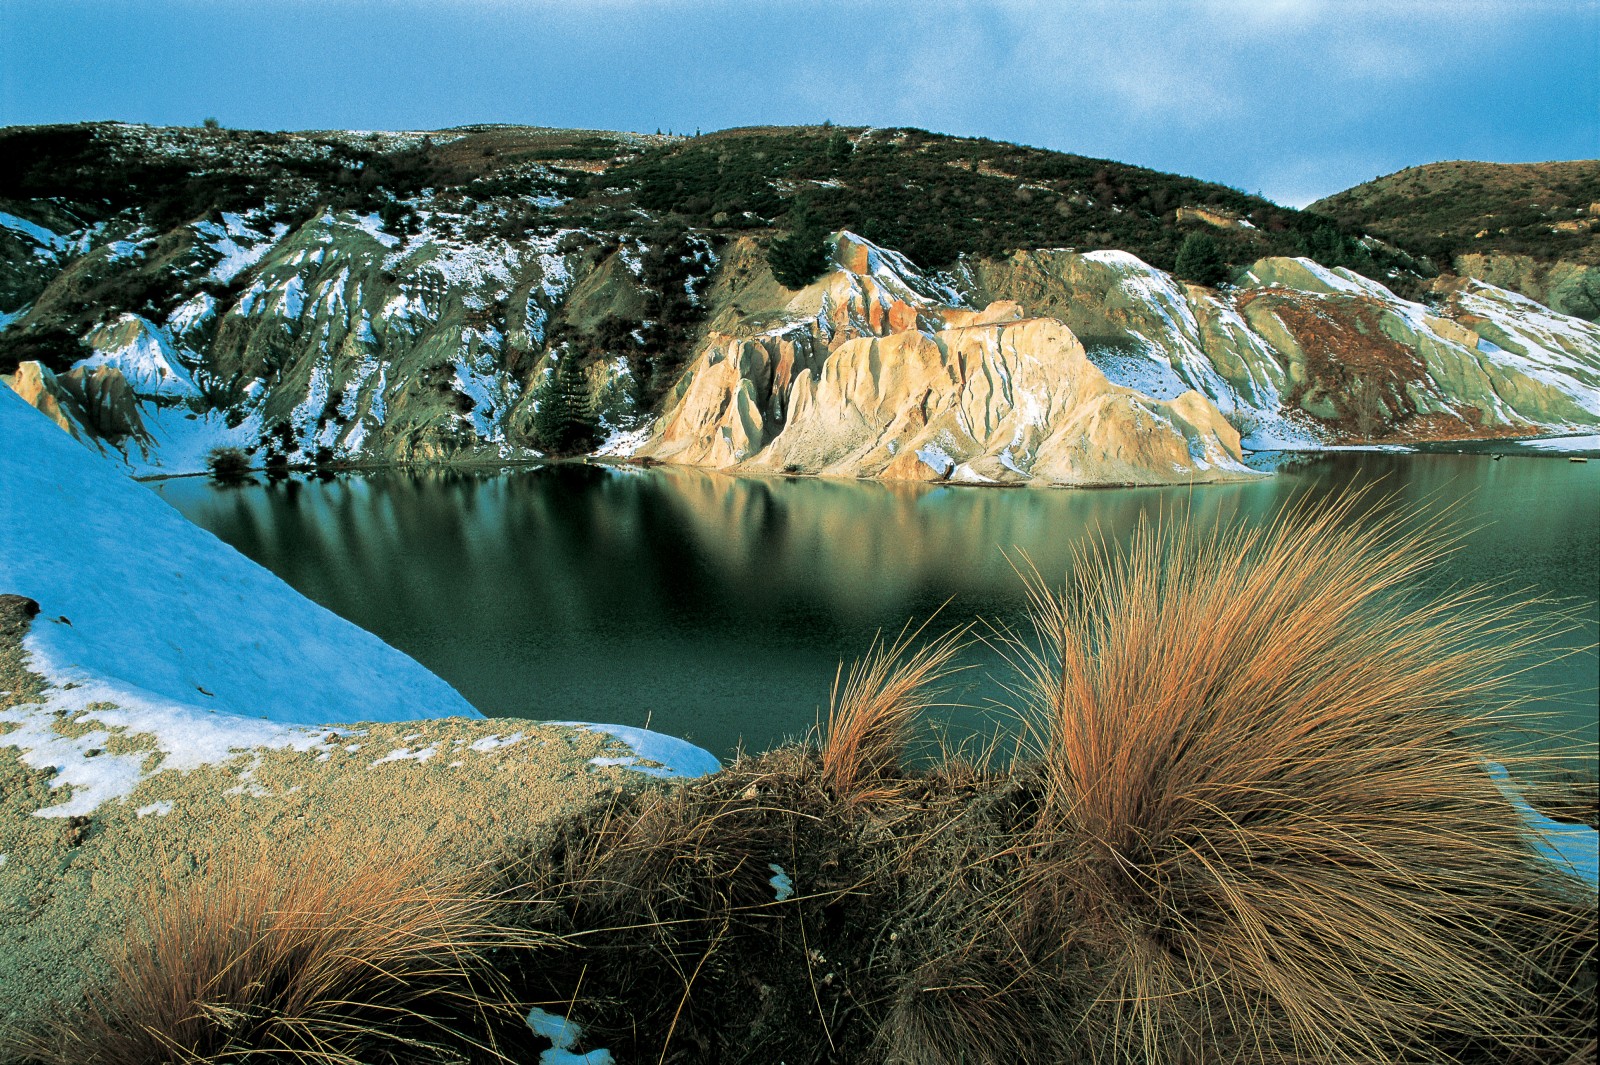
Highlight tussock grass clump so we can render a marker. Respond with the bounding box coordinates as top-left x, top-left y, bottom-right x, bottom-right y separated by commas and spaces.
819, 620, 968, 802
10, 842, 541, 1065
998, 497, 1594, 1063
499, 496, 1592, 1064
